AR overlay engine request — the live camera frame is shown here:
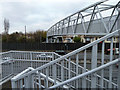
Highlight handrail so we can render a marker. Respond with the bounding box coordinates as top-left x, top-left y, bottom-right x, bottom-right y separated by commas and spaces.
1, 50, 56, 54
9, 50, 55, 53
12, 67, 34, 80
